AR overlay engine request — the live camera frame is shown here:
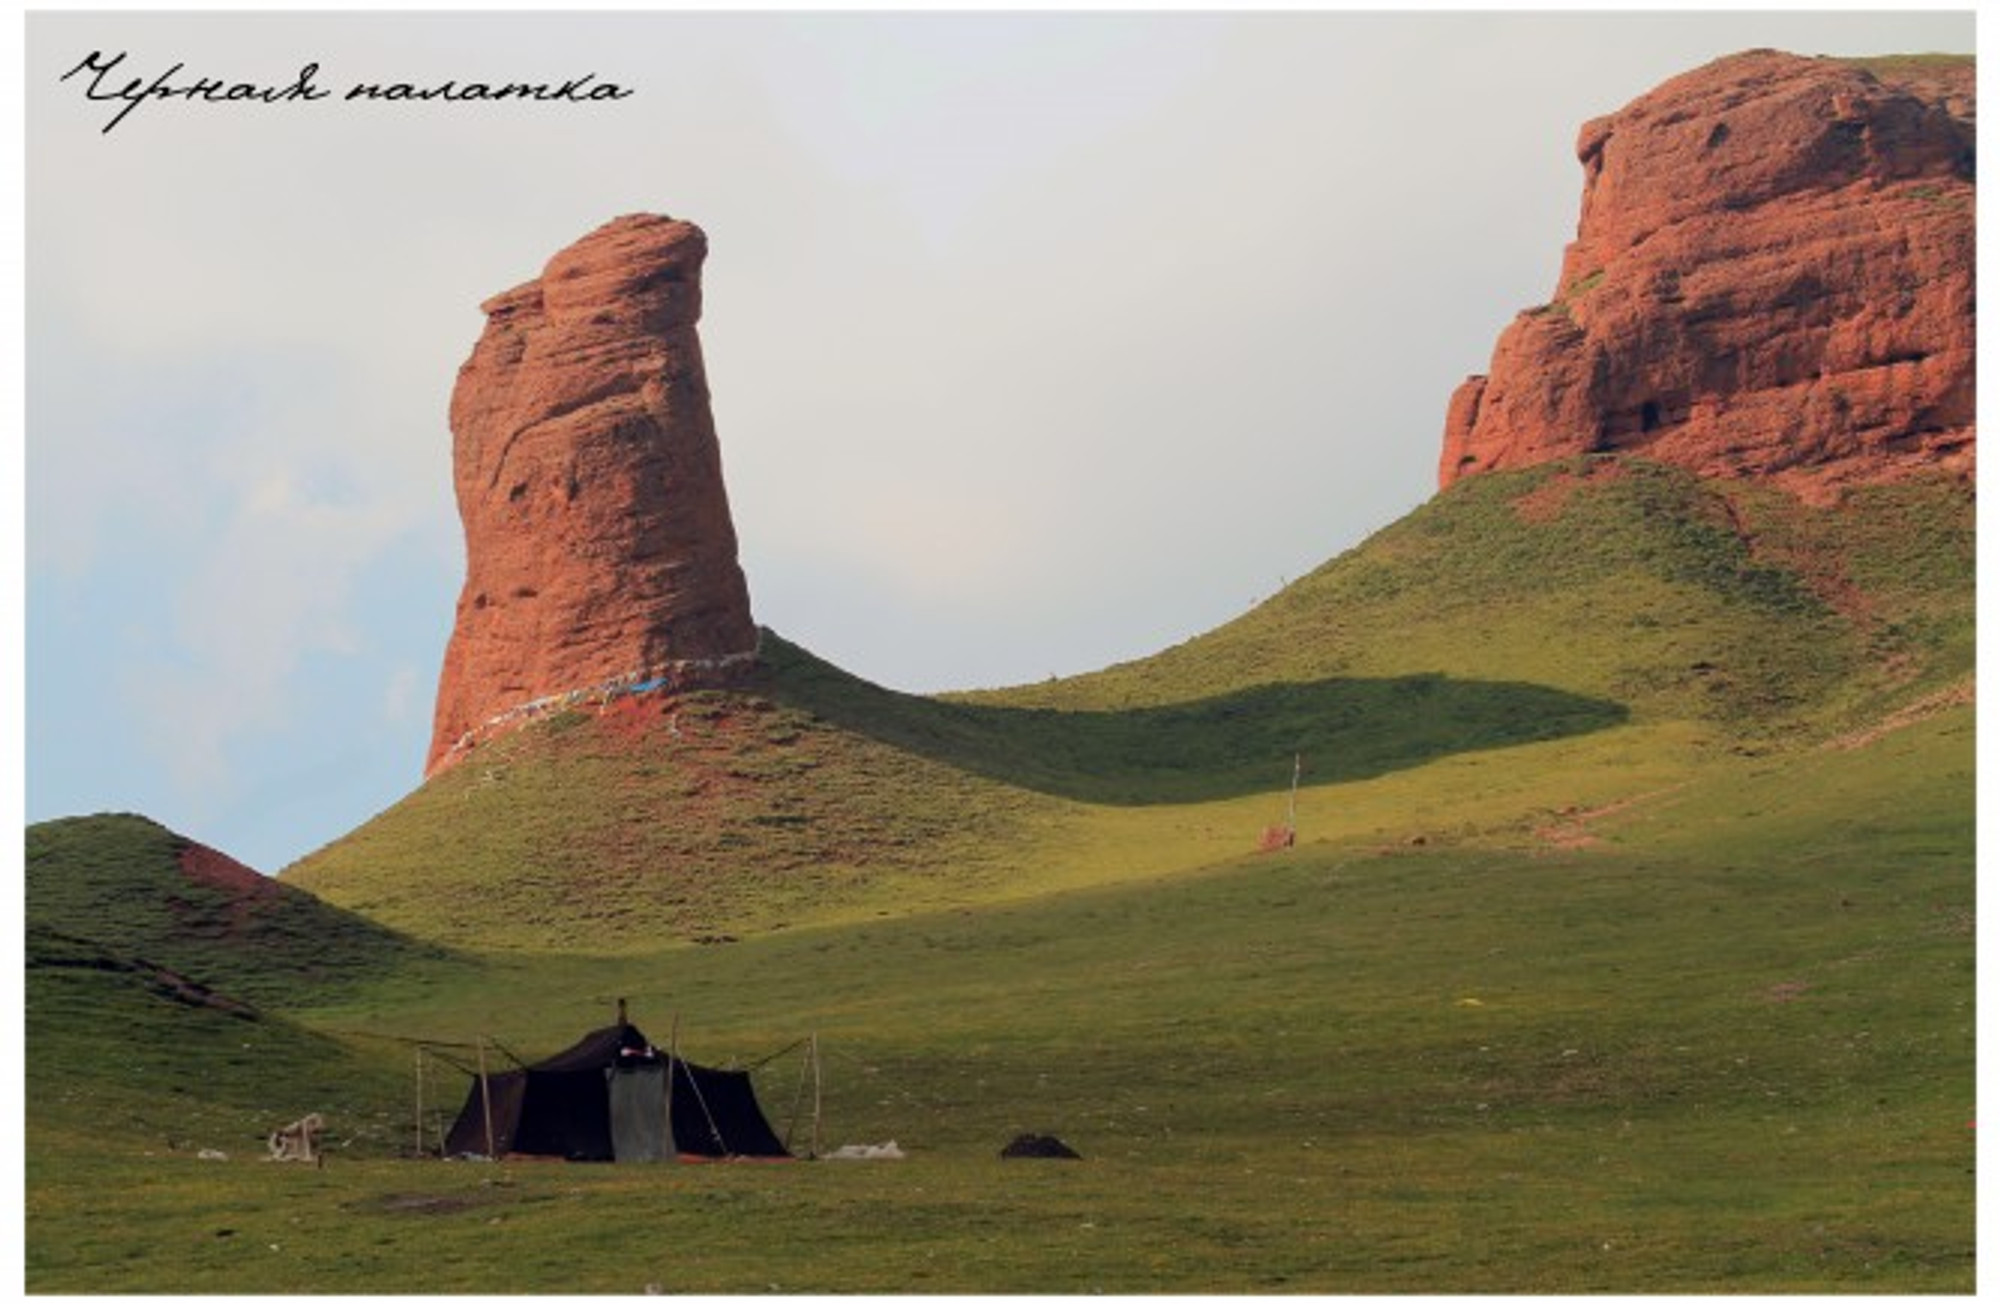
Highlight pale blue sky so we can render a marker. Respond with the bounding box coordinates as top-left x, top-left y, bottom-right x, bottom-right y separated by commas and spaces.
23, 7, 1978, 873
